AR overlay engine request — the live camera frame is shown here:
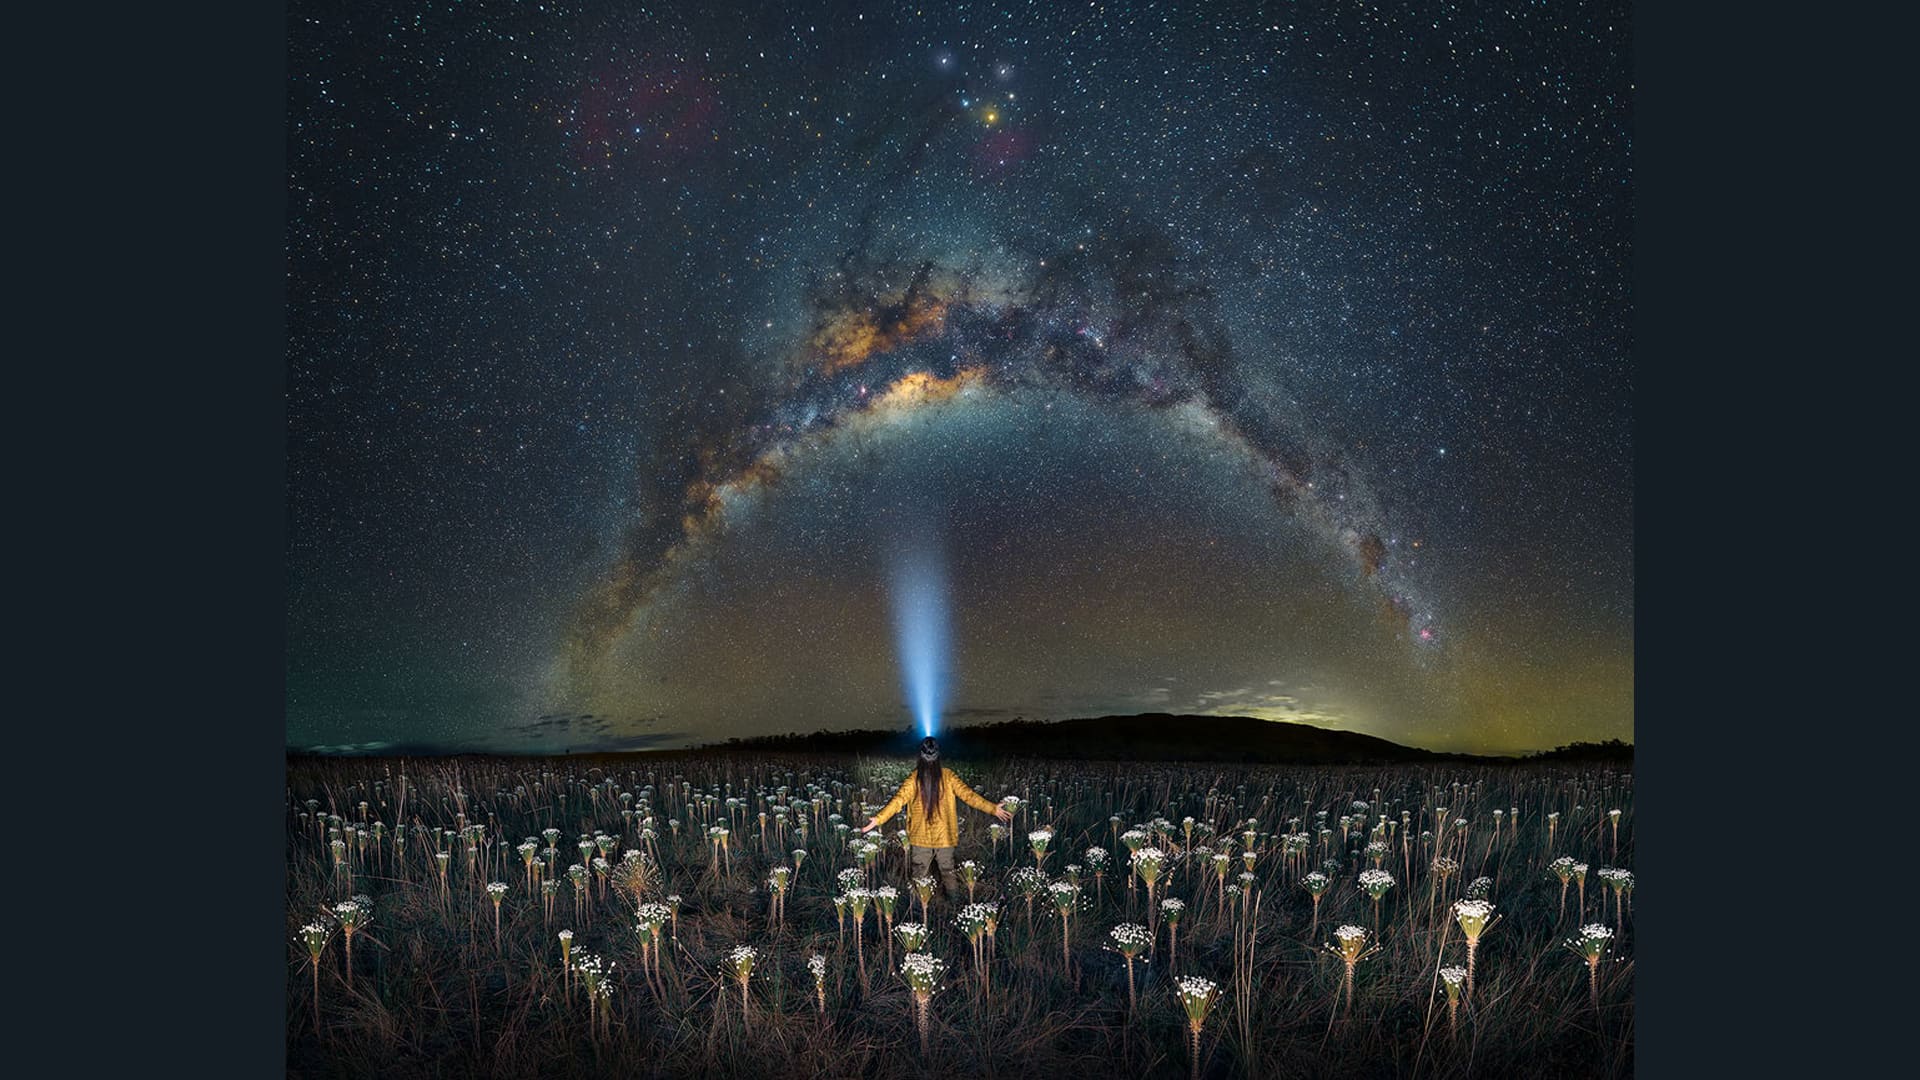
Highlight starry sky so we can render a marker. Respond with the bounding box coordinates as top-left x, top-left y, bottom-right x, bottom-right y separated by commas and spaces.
286, 0, 1632, 756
